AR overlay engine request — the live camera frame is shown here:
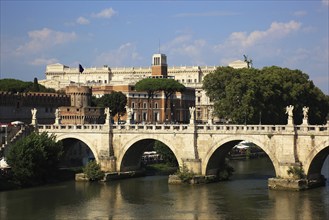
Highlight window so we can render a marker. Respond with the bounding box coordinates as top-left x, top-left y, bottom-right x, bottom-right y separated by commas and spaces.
143, 103, 147, 109
154, 102, 158, 109
132, 102, 135, 108
197, 97, 201, 103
